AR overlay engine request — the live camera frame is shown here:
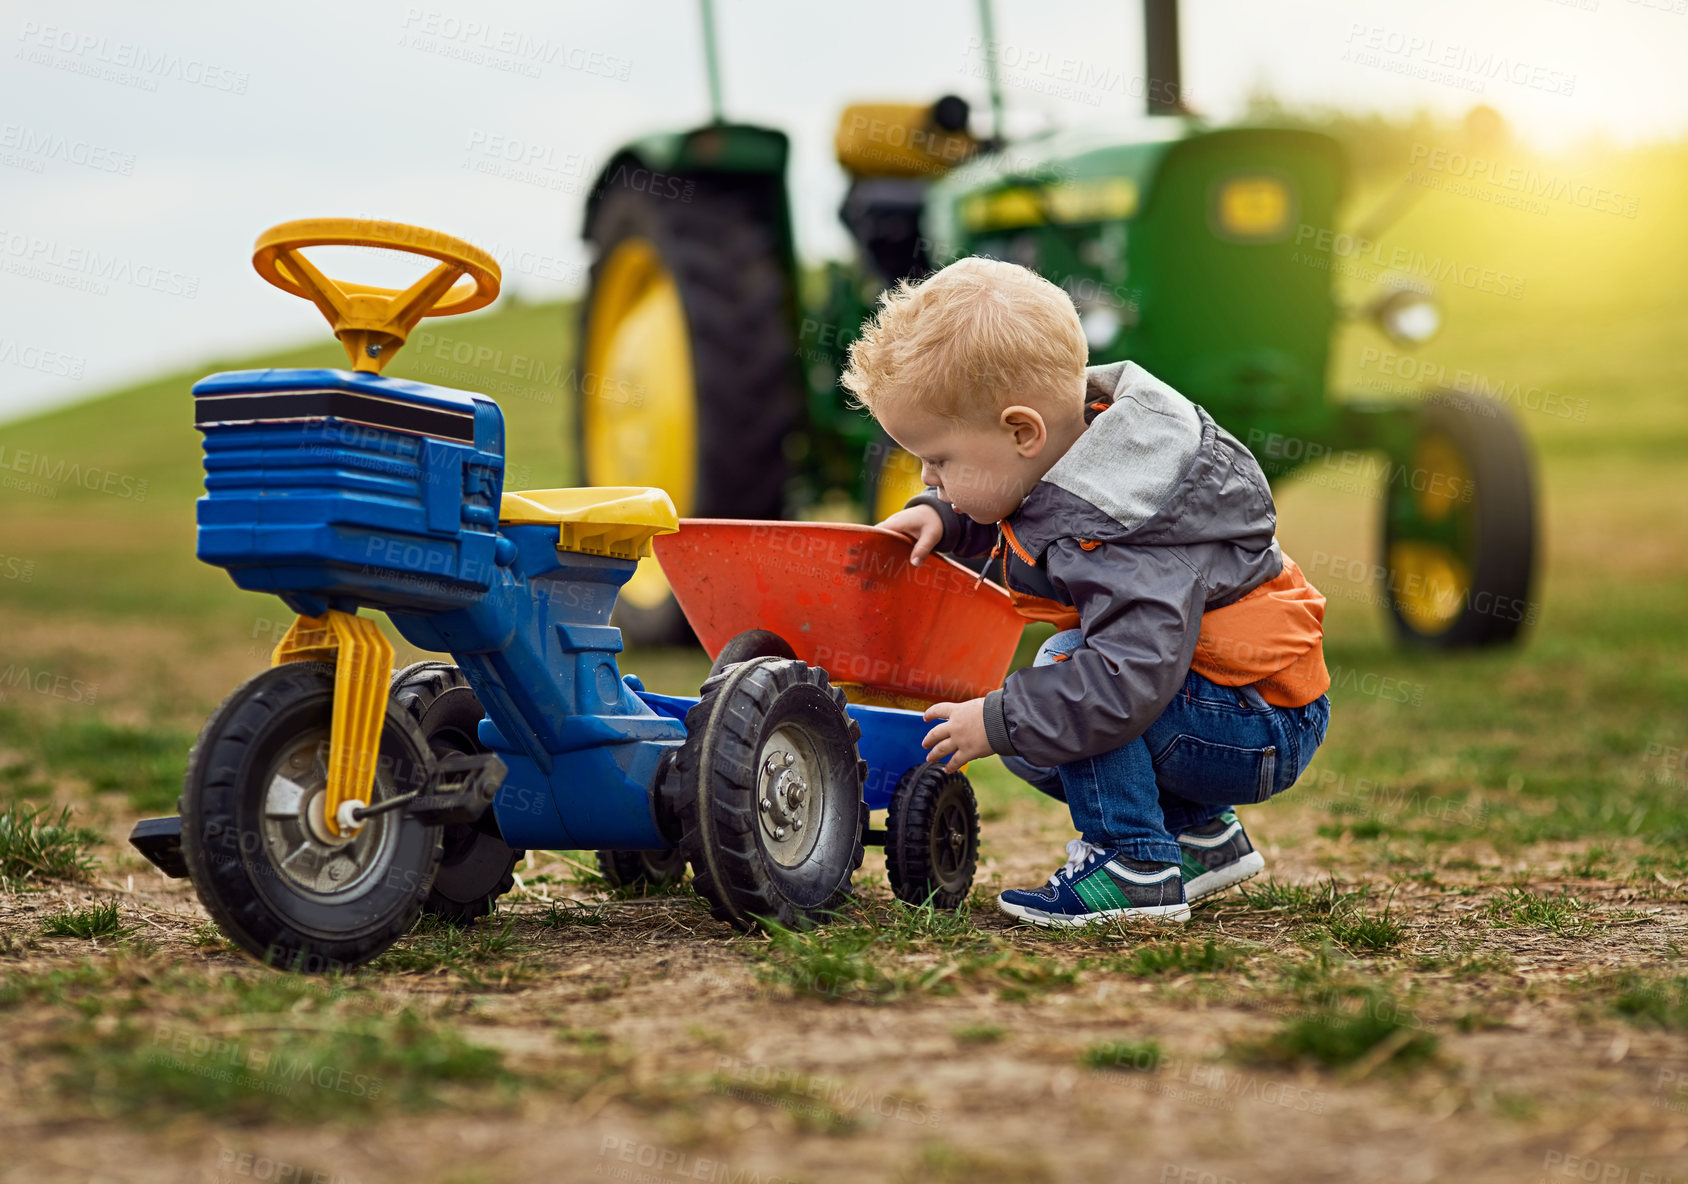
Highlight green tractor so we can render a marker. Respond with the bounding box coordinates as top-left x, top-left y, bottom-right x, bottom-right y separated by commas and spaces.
575, 0, 1536, 650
